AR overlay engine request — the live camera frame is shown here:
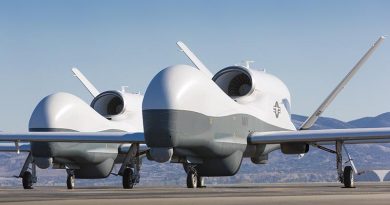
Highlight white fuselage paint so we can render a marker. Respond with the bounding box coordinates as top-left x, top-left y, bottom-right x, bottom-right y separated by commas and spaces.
29, 91, 144, 176
143, 64, 296, 131
142, 64, 297, 172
